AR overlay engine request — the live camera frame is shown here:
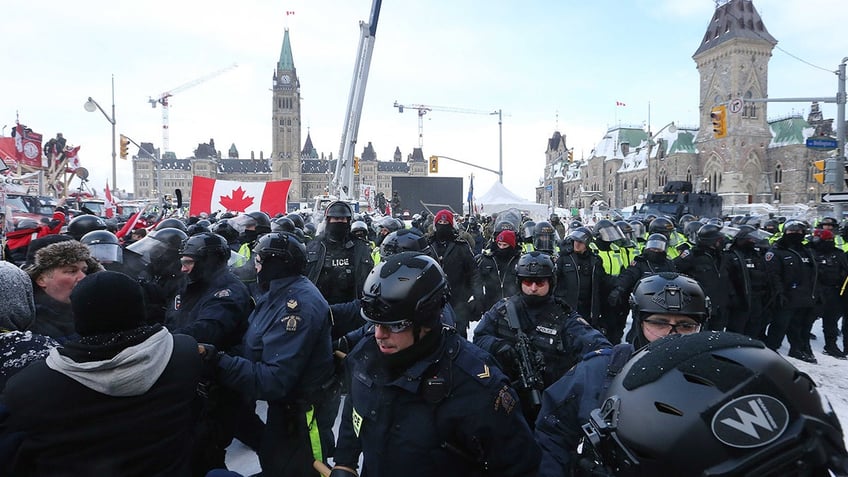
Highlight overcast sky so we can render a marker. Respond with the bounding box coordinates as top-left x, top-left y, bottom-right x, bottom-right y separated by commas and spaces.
3, 0, 846, 203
